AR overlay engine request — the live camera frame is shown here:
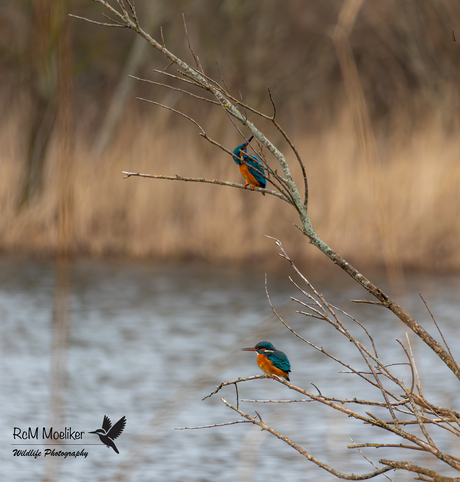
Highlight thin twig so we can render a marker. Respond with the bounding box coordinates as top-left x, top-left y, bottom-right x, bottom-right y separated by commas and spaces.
216, 61, 230, 93
182, 13, 204, 74
175, 420, 251, 430
202, 375, 267, 401
131, 75, 220, 104
349, 436, 395, 482
419, 293, 454, 359
329, 303, 379, 358
122, 172, 289, 202
241, 397, 410, 407
379, 459, 457, 481
348, 442, 425, 452
267, 87, 309, 207
135, 97, 291, 201
221, 398, 394, 480
396, 338, 416, 395
405, 333, 423, 396
351, 299, 386, 306
101, 12, 126, 26
68, 14, 126, 27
